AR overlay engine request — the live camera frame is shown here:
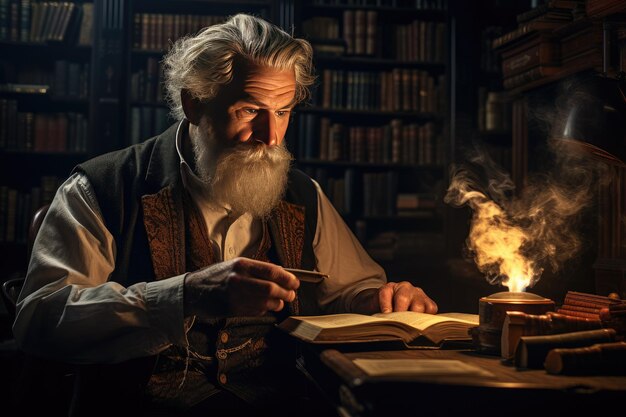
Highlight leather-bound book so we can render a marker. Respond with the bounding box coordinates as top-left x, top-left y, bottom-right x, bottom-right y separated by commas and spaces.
514, 328, 617, 369
545, 341, 626, 375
